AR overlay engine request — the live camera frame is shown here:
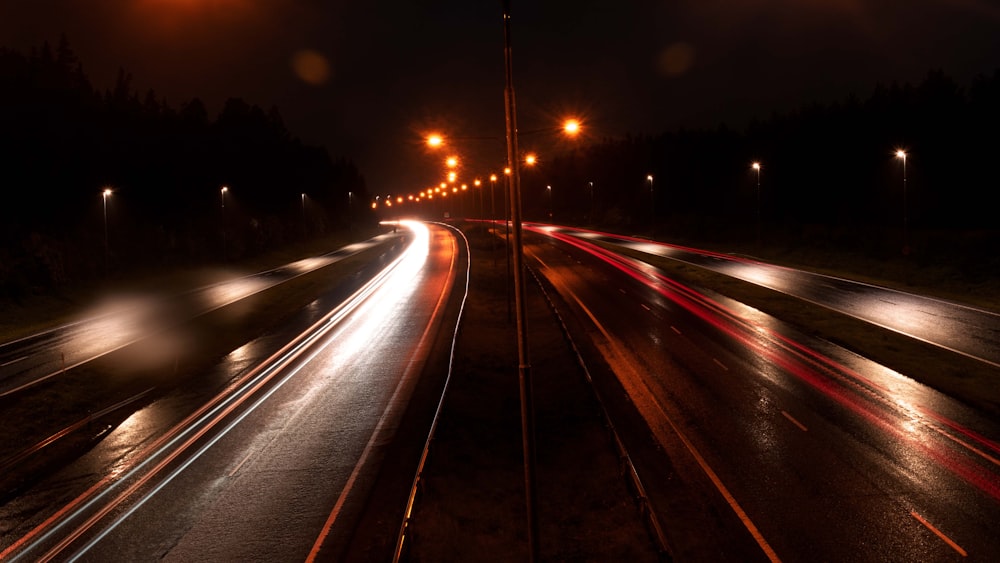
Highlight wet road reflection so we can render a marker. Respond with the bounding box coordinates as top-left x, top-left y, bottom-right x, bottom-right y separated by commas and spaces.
0, 233, 398, 396
525, 225, 1000, 561
553, 225, 1000, 368
1, 221, 463, 561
